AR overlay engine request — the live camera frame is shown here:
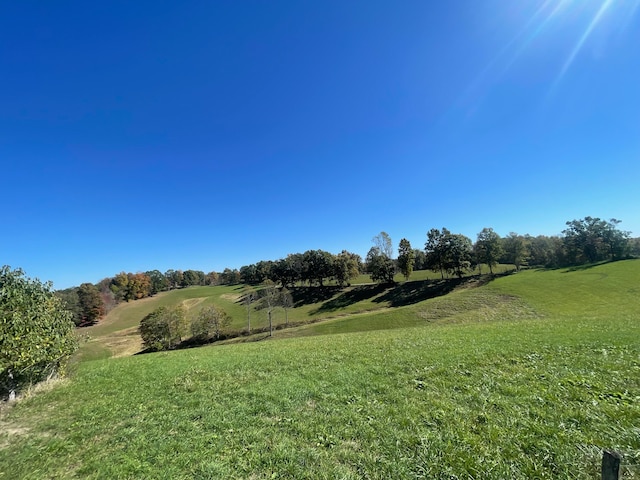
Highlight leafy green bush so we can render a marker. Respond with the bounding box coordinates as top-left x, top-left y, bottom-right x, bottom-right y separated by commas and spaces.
139, 305, 187, 351
190, 305, 231, 341
0, 266, 78, 399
